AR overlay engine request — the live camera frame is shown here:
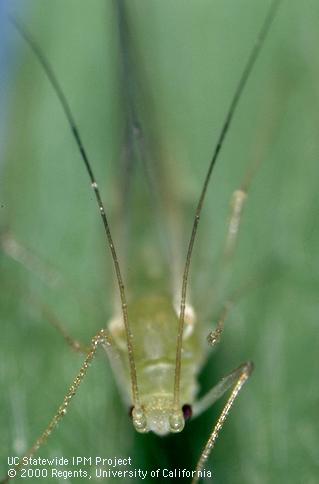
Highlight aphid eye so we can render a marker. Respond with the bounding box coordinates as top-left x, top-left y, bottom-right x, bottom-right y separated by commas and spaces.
128, 406, 134, 418
182, 404, 192, 421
